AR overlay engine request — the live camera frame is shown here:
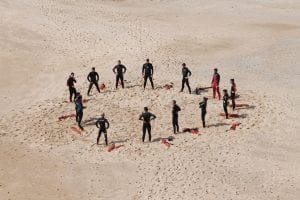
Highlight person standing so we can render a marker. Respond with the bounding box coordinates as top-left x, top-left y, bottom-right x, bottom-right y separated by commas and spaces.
67, 72, 77, 102
223, 89, 229, 119
74, 92, 84, 130
113, 60, 127, 89
139, 107, 156, 142
172, 100, 181, 134
230, 79, 237, 110
96, 113, 110, 145
211, 68, 221, 100
180, 63, 192, 94
87, 67, 100, 96
142, 59, 154, 89
199, 97, 208, 128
